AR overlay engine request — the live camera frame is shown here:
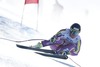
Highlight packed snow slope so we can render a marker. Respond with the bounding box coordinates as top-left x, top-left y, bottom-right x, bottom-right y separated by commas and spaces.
0, 16, 79, 67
